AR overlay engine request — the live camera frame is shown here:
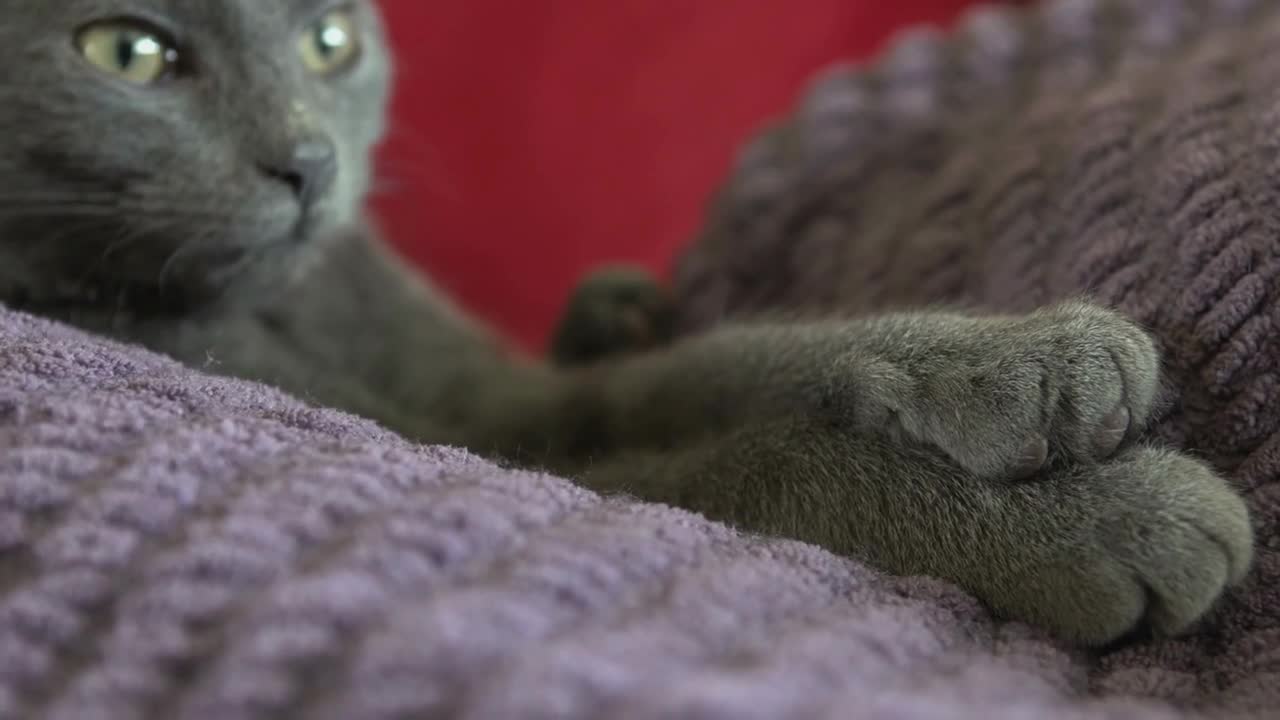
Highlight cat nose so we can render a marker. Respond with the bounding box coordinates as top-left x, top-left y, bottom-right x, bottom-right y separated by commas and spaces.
258, 139, 337, 206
